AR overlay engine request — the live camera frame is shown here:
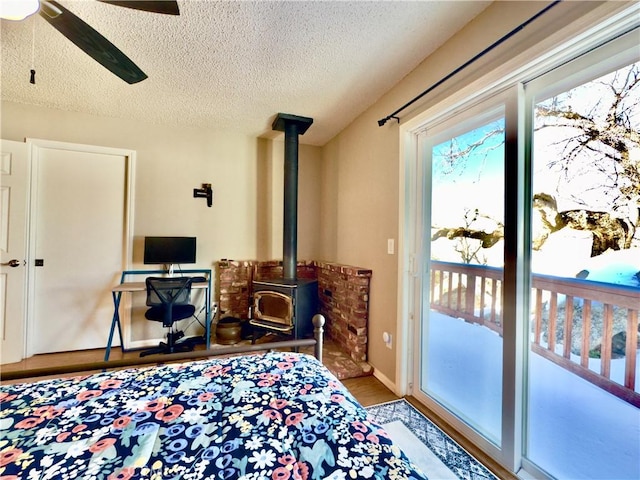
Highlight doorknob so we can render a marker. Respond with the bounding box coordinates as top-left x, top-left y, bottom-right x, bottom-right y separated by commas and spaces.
1, 259, 21, 268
